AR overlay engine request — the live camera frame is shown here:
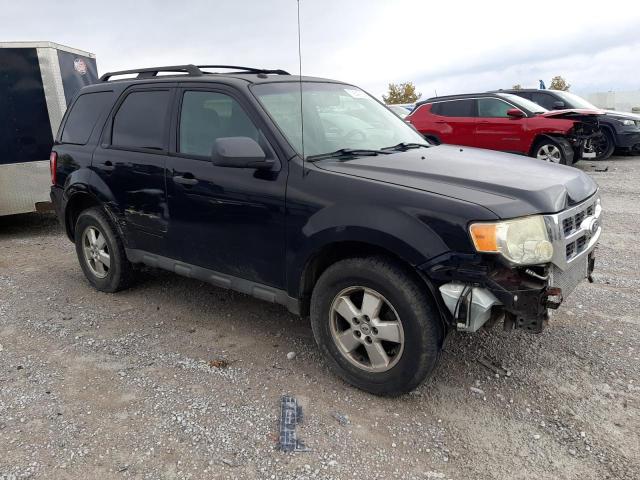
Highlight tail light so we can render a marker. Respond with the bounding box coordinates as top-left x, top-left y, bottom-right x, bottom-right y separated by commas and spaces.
49, 151, 57, 185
